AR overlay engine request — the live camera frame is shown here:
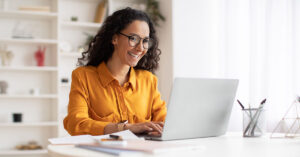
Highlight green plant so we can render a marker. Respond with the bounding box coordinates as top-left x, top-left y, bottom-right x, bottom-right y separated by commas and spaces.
146, 0, 165, 26
83, 32, 94, 46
